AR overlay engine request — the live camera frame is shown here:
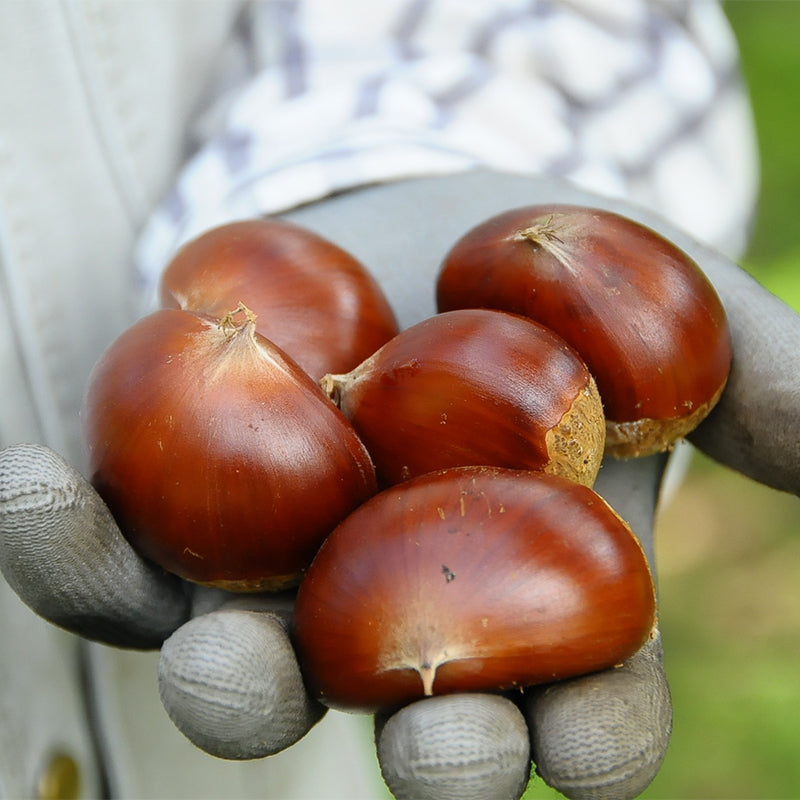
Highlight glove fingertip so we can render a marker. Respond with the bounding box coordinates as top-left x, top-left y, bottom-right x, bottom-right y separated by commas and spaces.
0, 443, 190, 647
377, 693, 531, 800
526, 633, 672, 800
158, 608, 324, 760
